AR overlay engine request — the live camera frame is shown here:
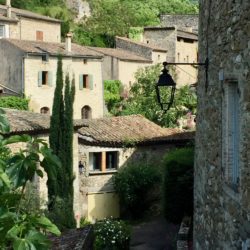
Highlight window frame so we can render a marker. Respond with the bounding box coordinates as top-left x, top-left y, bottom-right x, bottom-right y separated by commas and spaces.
222, 79, 240, 191
0, 24, 5, 38
89, 151, 119, 174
